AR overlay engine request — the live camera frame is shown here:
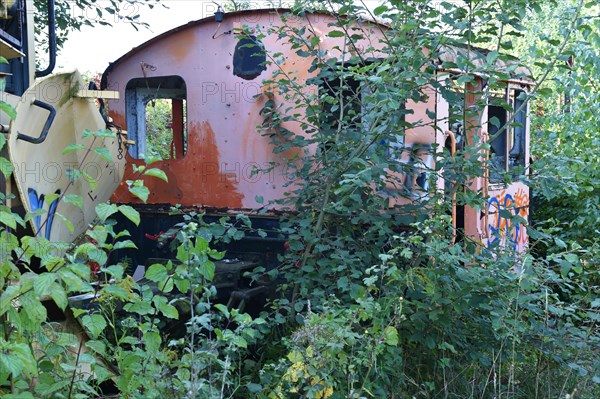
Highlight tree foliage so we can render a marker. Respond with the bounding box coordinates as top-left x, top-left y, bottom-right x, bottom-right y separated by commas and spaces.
34, 0, 164, 52
521, 1, 600, 256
